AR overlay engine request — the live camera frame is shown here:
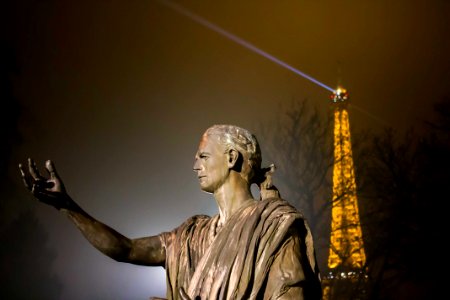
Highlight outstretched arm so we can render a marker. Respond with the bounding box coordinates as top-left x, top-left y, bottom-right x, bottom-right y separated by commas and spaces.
19, 158, 165, 266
